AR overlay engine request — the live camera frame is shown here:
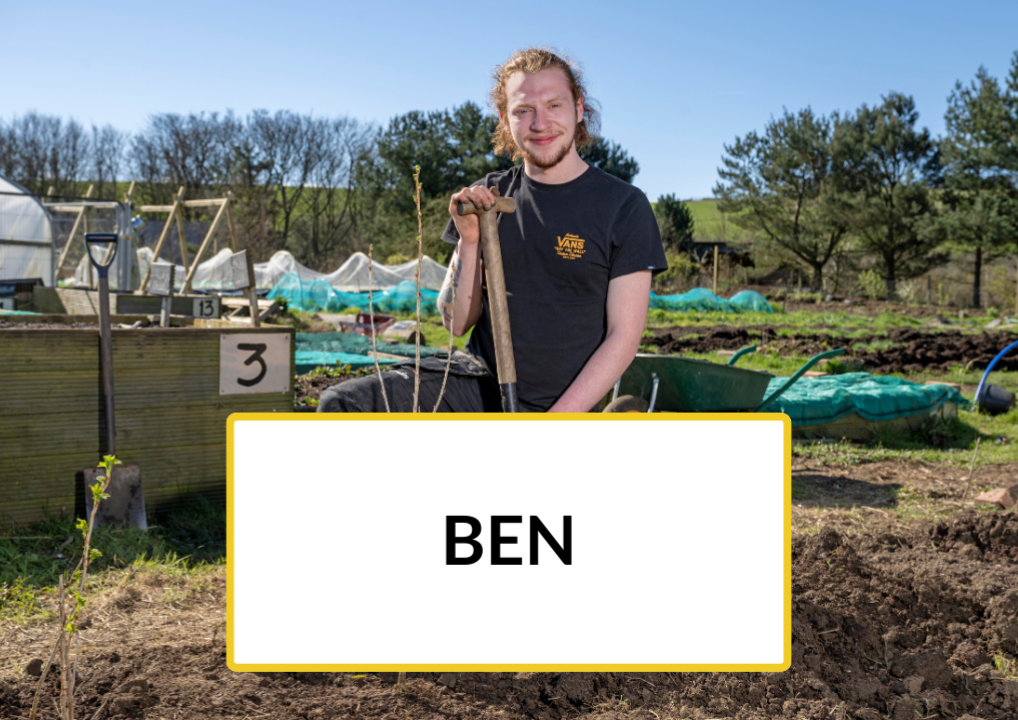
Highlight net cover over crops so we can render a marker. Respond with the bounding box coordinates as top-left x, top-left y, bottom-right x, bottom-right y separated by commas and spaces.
268, 273, 439, 314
